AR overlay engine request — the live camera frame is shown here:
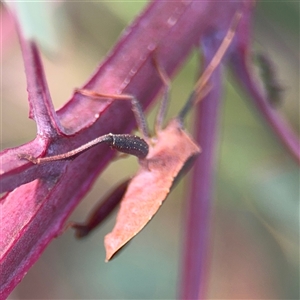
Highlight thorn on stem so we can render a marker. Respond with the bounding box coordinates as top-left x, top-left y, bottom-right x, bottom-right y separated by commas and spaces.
18, 153, 39, 164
